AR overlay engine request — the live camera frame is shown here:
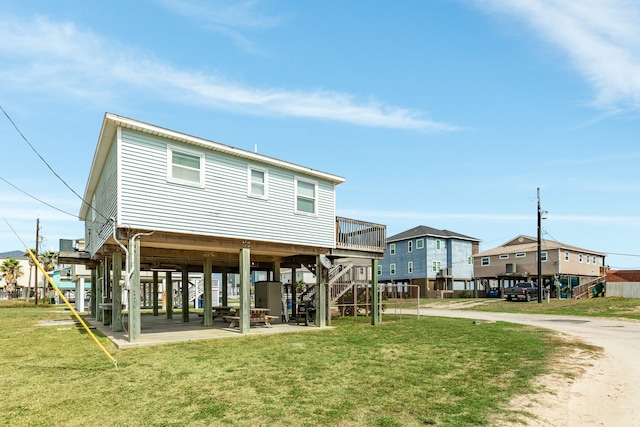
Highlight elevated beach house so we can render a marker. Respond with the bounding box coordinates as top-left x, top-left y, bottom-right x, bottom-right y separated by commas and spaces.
66, 113, 385, 342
